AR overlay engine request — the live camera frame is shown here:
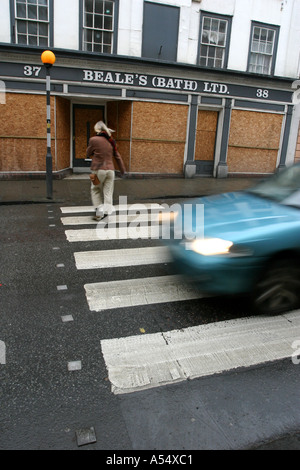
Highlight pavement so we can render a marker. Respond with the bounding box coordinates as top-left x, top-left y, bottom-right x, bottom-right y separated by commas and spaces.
0, 172, 259, 205
1, 172, 300, 451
